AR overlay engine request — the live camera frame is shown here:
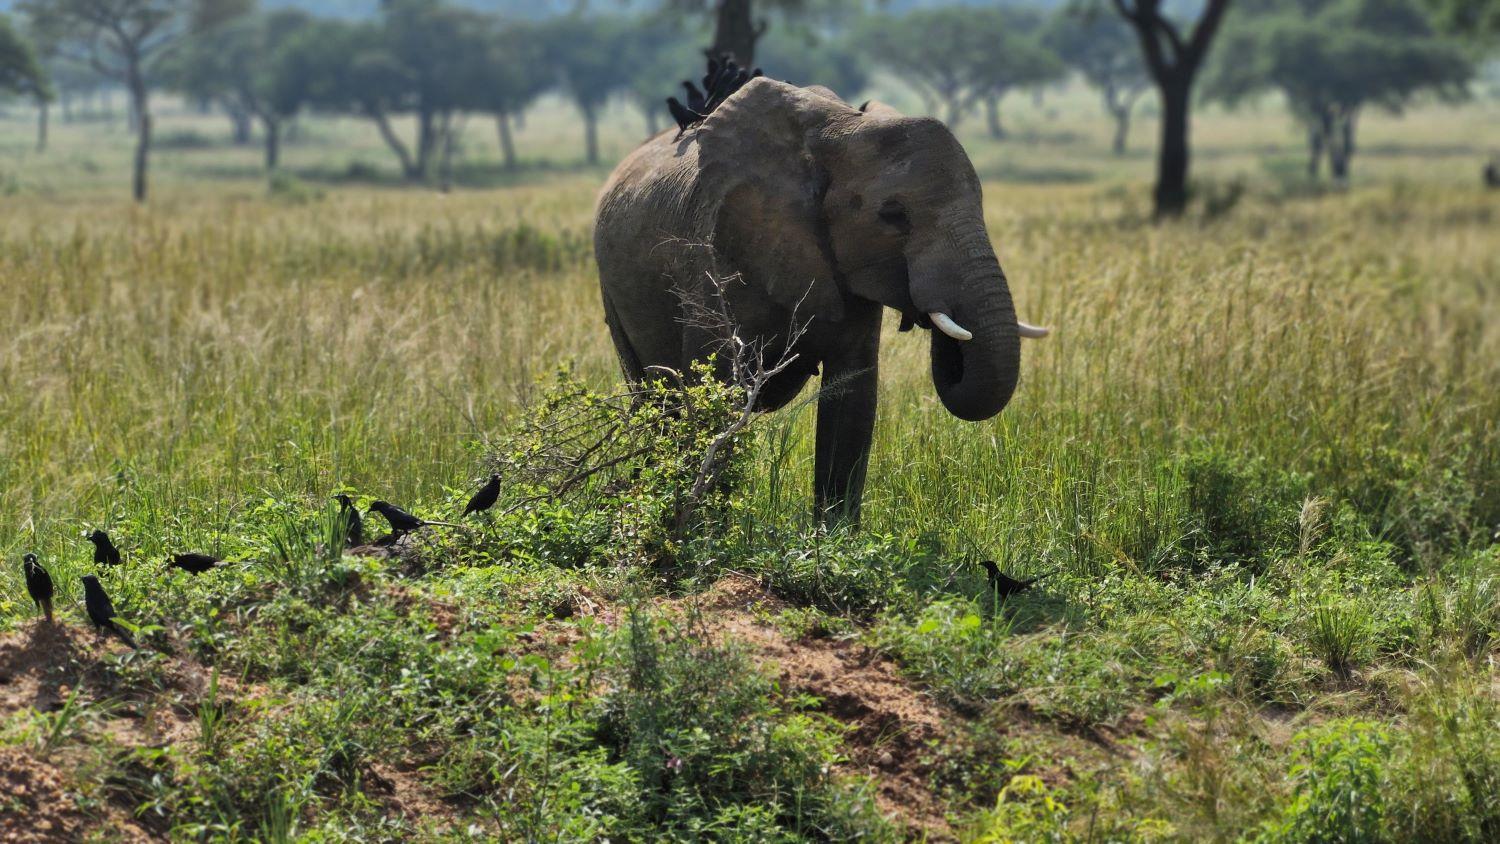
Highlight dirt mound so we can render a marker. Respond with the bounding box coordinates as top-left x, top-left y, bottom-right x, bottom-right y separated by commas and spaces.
0, 746, 90, 843
682, 576, 957, 839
